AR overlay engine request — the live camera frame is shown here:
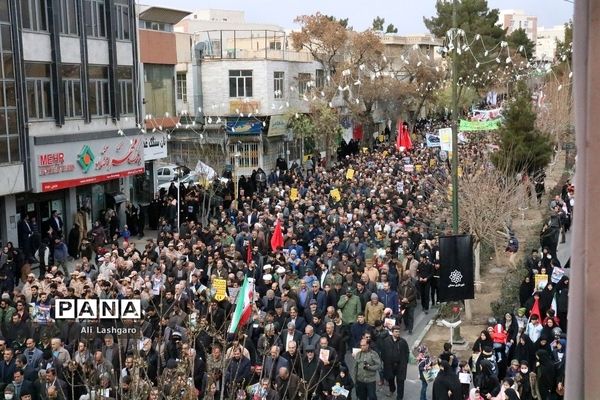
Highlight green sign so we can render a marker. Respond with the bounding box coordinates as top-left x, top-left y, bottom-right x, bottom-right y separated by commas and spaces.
459, 119, 501, 132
